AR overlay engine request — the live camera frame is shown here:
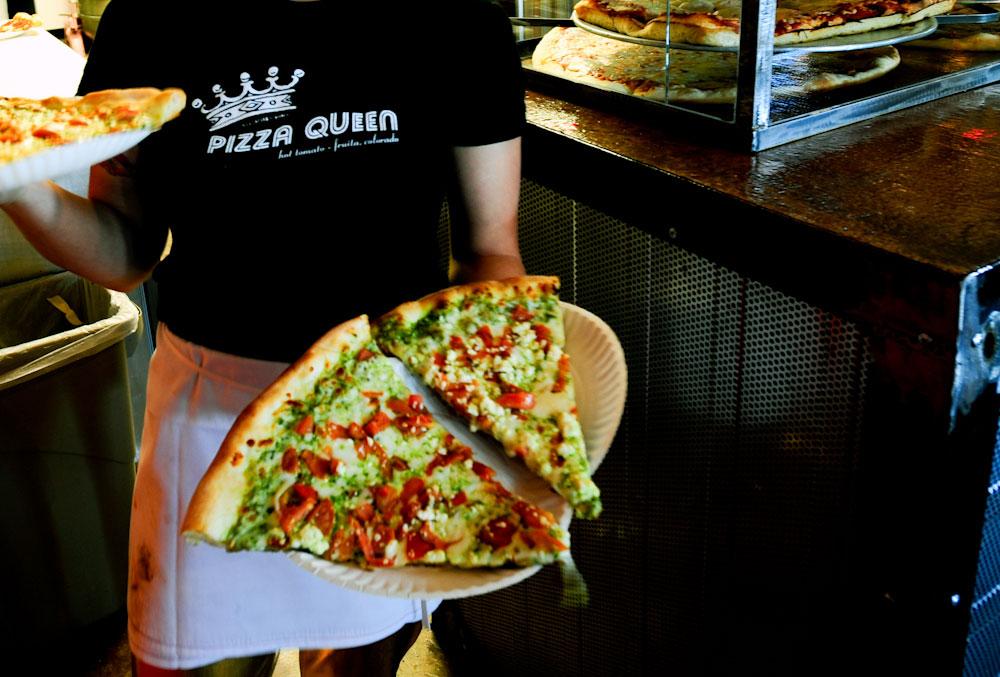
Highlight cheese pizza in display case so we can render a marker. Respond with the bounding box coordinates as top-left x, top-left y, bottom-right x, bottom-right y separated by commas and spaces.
511, 0, 1000, 149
